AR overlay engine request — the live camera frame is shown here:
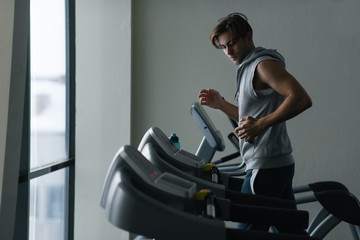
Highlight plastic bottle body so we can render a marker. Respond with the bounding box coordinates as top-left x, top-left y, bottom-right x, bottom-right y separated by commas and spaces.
169, 133, 180, 149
